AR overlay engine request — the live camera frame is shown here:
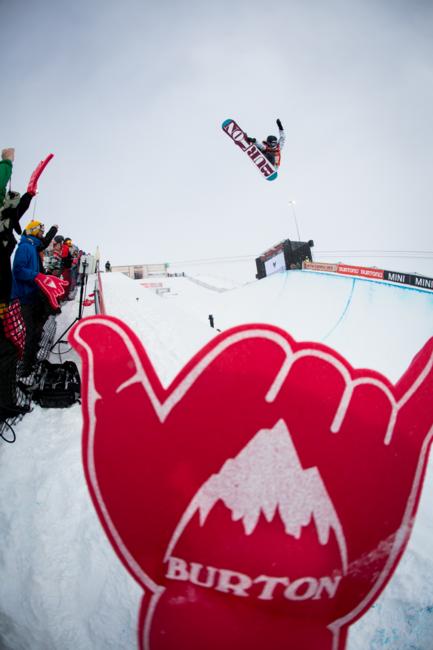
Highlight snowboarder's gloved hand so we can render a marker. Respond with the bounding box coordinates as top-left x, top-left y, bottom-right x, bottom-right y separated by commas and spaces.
1, 148, 15, 162
35, 273, 68, 310
276, 119, 283, 131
